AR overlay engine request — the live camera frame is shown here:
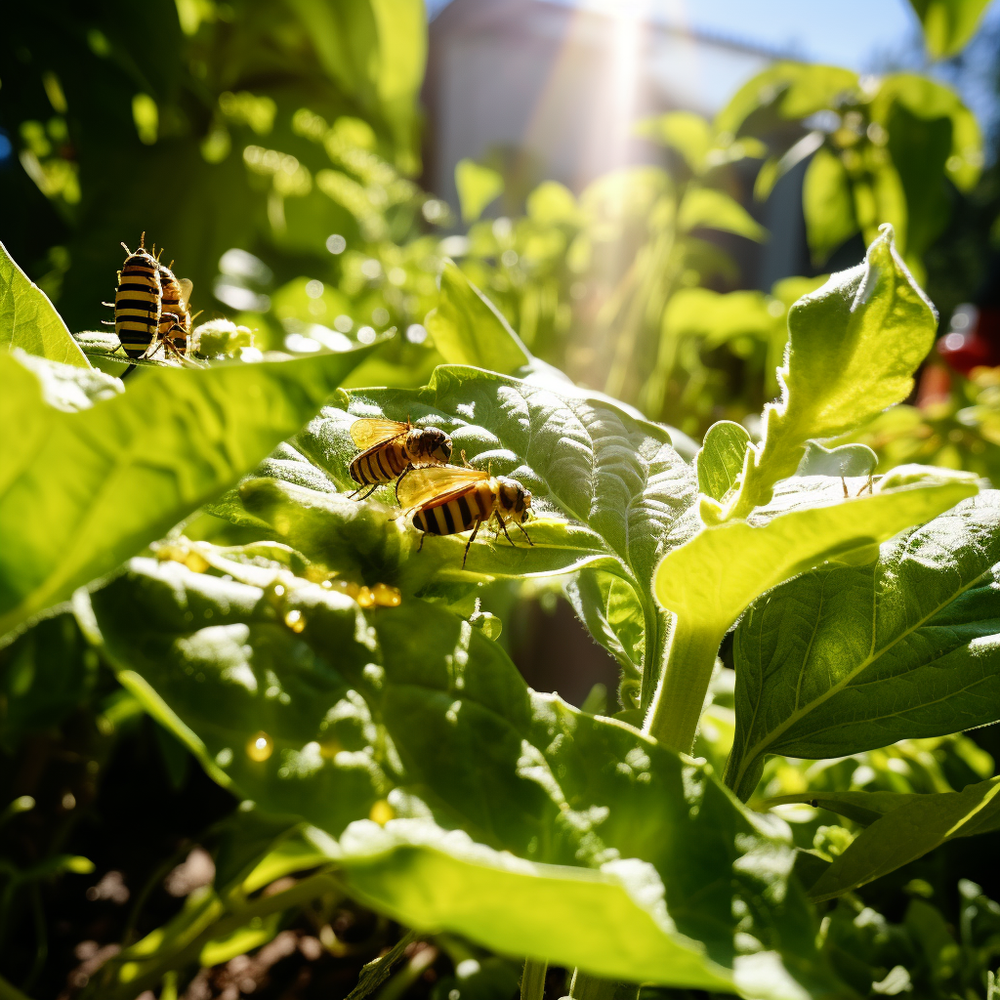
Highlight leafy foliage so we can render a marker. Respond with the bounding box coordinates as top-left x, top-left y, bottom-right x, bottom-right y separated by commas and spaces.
3, 6, 1000, 999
